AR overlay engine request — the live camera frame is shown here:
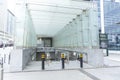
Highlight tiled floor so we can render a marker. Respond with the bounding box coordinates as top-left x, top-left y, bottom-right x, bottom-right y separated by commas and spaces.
4, 70, 93, 80
24, 61, 93, 71
3, 53, 120, 80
